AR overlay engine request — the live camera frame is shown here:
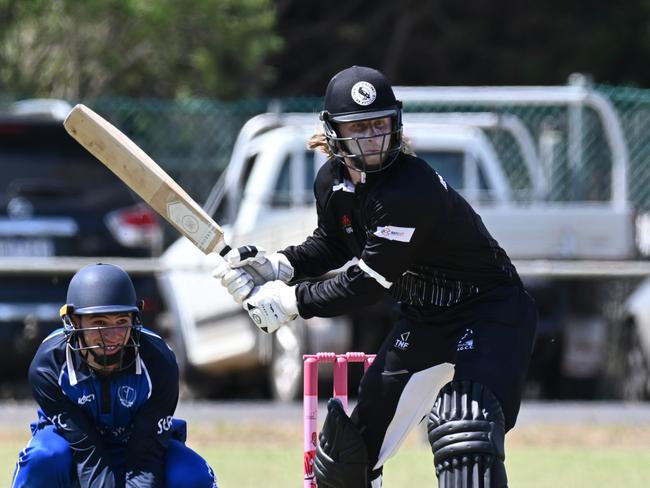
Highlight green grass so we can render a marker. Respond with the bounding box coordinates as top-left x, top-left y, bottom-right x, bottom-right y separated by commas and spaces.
2, 440, 26, 483
4, 424, 650, 487
508, 448, 650, 488
199, 445, 650, 487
